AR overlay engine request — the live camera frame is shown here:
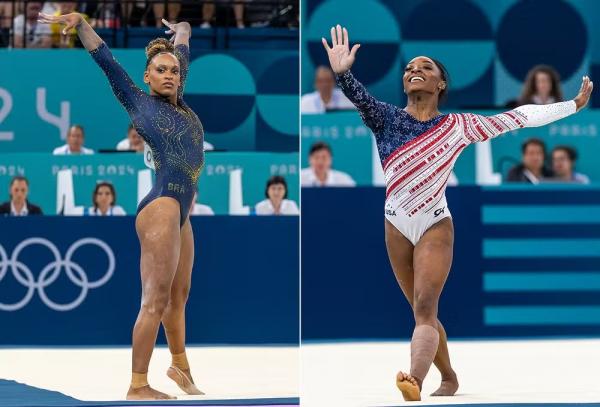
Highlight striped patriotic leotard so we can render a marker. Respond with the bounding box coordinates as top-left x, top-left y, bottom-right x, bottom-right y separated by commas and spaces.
337, 70, 576, 244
